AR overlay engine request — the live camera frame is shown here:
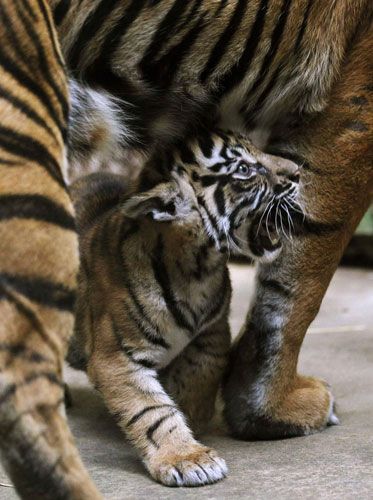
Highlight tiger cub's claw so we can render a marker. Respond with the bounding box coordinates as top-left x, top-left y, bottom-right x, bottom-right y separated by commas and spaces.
147, 446, 227, 487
